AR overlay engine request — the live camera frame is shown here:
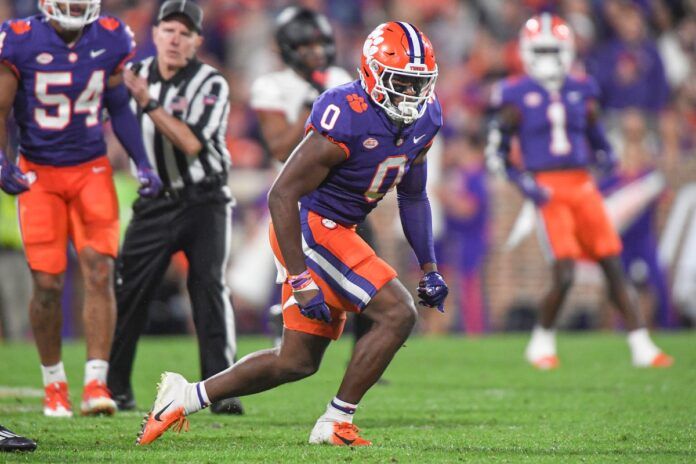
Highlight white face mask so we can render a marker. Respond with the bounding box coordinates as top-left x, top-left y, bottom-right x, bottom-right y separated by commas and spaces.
529, 52, 566, 89
521, 41, 575, 91
362, 59, 438, 124
40, 0, 101, 30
